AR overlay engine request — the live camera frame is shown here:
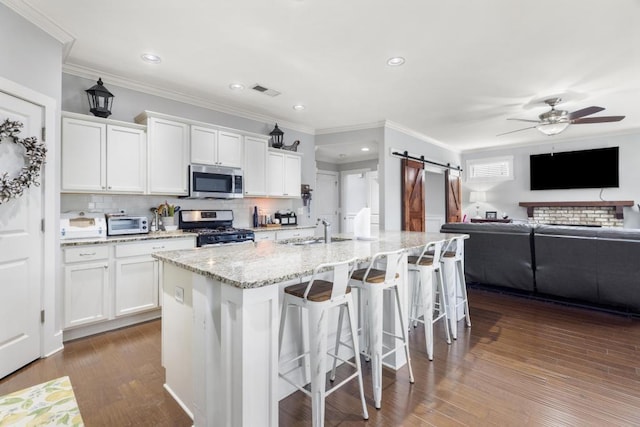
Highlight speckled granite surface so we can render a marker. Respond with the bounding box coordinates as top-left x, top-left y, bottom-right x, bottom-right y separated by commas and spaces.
153, 231, 467, 289
60, 230, 197, 247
